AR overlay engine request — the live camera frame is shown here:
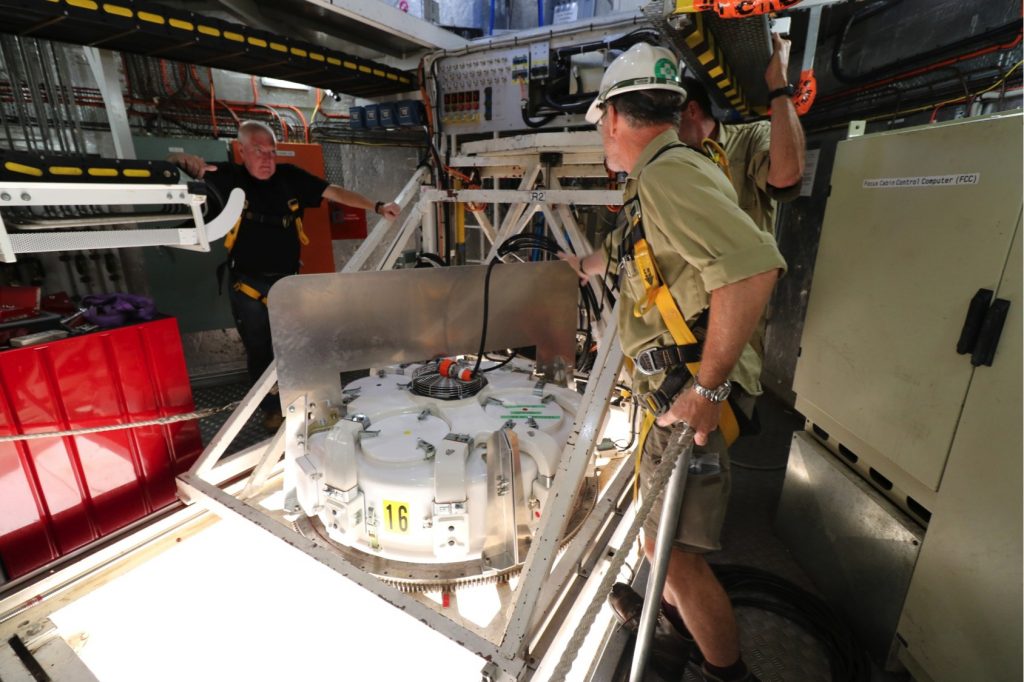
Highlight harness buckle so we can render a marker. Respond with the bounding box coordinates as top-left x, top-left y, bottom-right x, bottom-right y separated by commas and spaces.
635, 347, 663, 376
640, 388, 671, 416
